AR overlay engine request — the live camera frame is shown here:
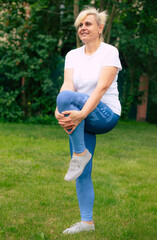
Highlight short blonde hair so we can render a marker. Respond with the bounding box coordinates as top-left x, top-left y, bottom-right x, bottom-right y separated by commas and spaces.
74, 6, 108, 30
